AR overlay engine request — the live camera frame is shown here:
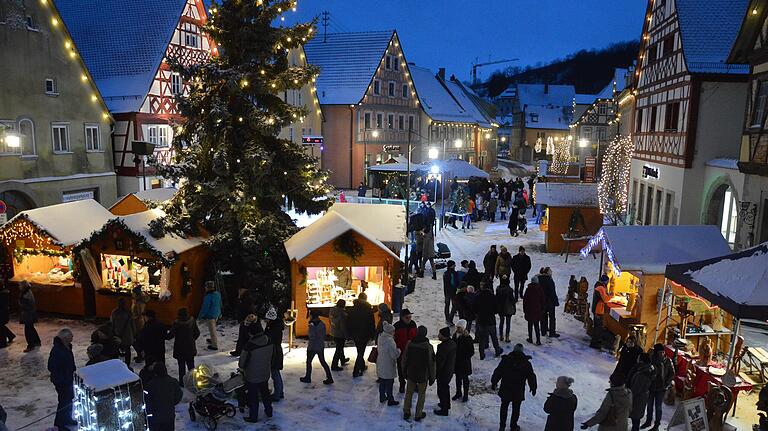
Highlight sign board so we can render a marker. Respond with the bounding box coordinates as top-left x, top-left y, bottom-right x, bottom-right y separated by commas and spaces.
62, 190, 95, 203
643, 164, 660, 179
667, 397, 709, 431
383, 145, 401, 153
301, 136, 323, 145
584, 156, 597, 183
